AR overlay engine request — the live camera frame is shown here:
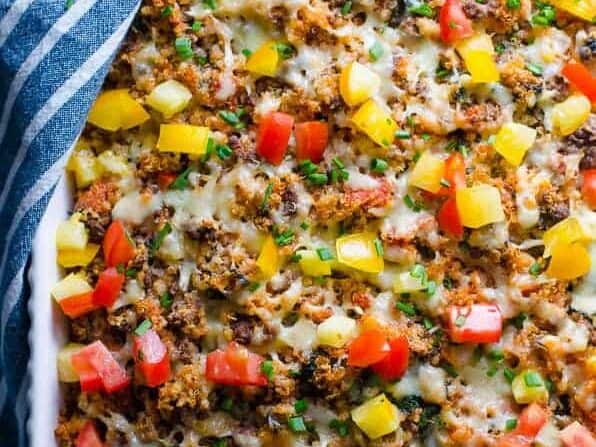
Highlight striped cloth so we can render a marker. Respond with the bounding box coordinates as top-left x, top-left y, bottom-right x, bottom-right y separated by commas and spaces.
0, 1, 139, 445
